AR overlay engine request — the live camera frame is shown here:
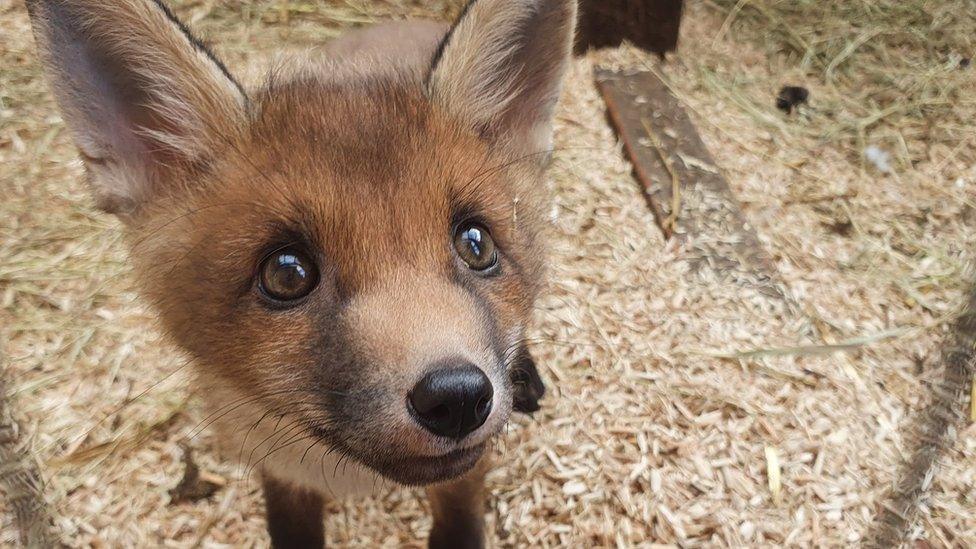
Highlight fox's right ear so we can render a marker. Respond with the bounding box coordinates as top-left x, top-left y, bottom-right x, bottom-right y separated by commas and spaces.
26, 0, 246, 217
428, 0, 576, 161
